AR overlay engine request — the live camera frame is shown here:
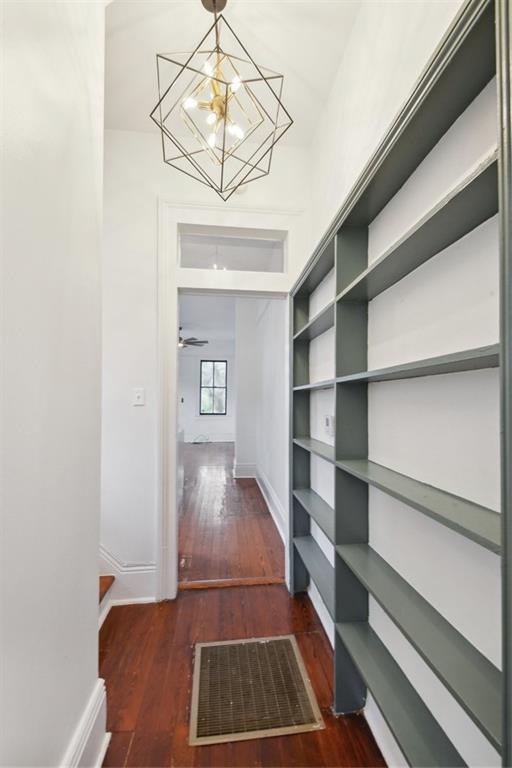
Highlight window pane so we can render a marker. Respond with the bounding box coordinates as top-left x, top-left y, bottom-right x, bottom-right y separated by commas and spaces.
201, 387, 213, 414
214, 361, 226, 387
213, 388, 226, 414
201, 361, 213, 386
